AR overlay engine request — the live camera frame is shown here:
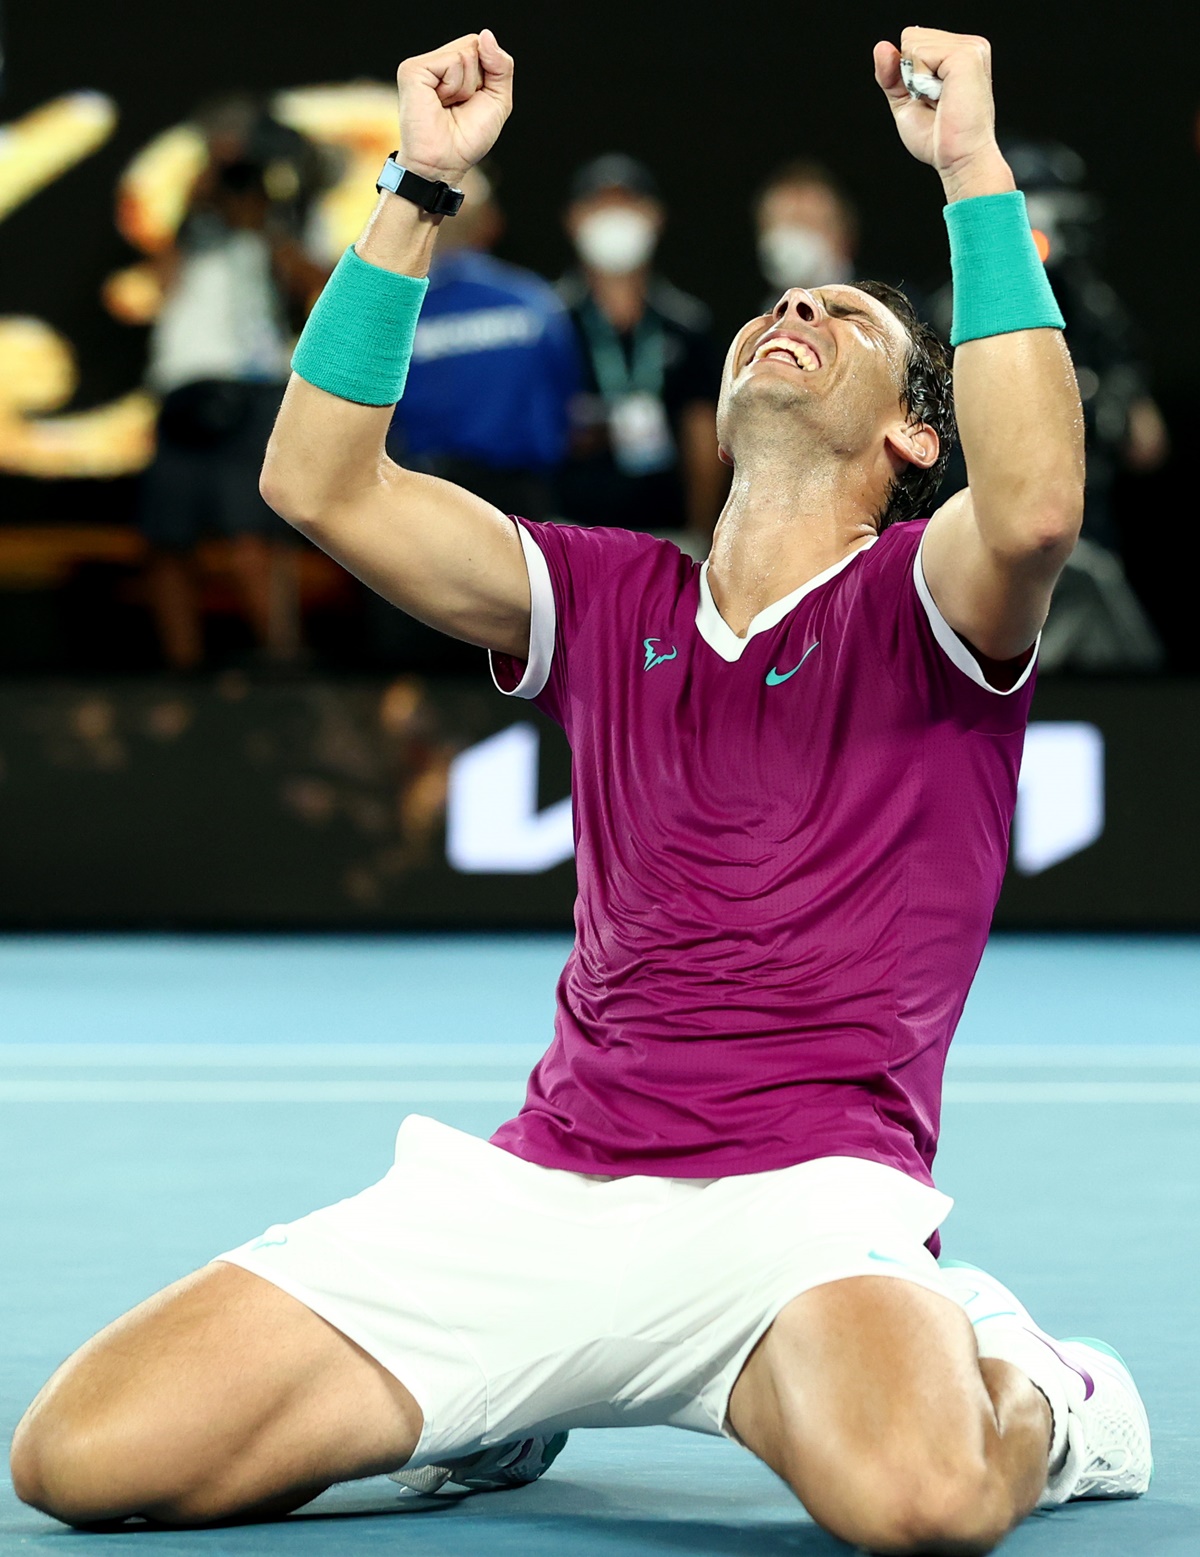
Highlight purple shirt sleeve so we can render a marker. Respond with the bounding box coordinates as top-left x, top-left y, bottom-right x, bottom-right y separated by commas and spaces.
860, 519, 1038, 736
490, 519, 663, 729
